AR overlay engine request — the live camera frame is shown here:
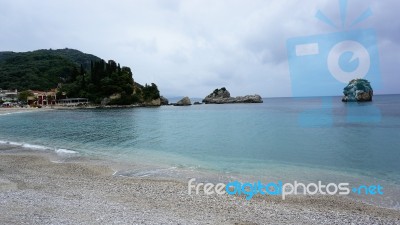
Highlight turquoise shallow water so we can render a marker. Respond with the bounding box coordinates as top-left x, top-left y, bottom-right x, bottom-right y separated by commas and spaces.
1, 95, 400, 208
